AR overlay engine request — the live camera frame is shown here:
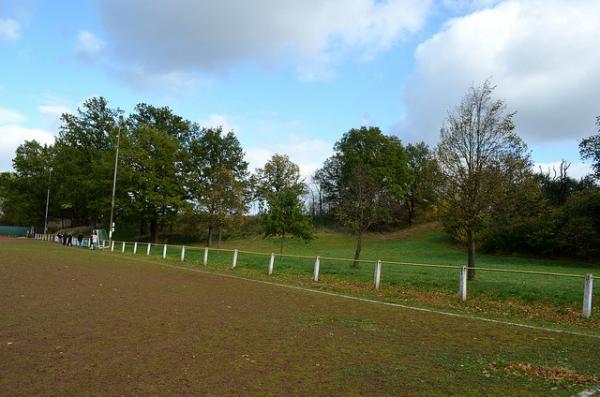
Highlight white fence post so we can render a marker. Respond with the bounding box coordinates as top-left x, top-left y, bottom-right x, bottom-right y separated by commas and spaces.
181, 246, 186, 262
374, 260, 382, 289
203, 248, 208, 266
163, 244, 167, 259
268, 253, 275, 275
111, 240, 115, 252
121, 241, 126, 253
459, 266, 468, 302
313, 256, 320, 282
232, 249, 238, 269
133, 242, 138, 254
583, 274, 593, 319
147, 243, 151, 255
